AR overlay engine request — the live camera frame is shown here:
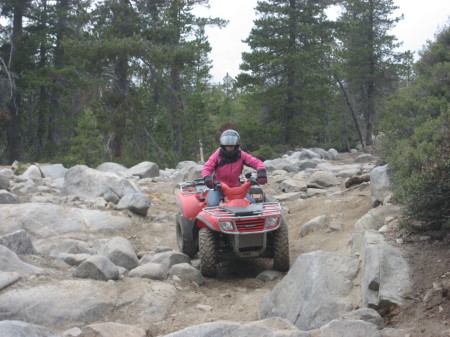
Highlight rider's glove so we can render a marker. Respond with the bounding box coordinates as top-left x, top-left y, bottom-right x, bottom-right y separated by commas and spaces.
256, 169, 267, 185
204, 175, 215, 189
